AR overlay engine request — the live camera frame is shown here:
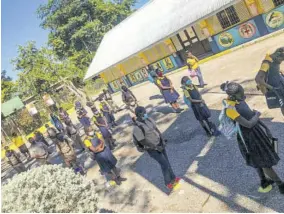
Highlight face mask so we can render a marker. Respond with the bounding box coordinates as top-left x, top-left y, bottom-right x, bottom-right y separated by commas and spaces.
142, 113, 149, 120
186, 79, 192, 85
157, 72, 163, 77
